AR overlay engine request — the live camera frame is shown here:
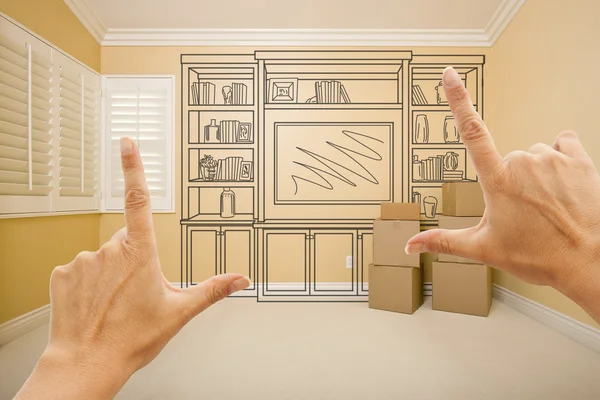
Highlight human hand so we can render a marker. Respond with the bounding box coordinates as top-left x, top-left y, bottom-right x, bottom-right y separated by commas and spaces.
405, 67, 600, 323
15, 138, 250, 400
